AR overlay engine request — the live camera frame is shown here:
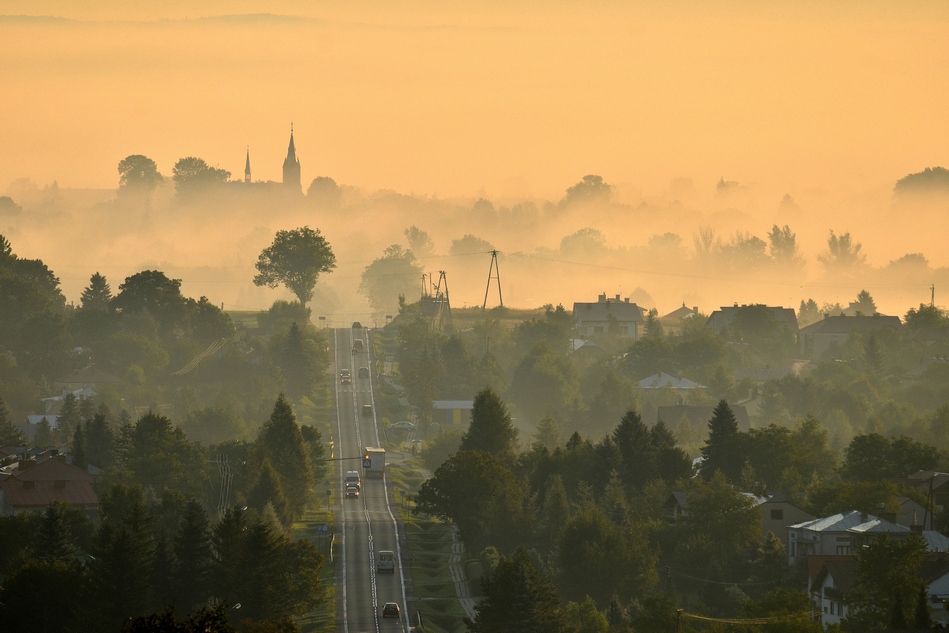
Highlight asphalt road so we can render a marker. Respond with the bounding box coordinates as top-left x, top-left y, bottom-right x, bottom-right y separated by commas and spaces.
333, 327, 411, 633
